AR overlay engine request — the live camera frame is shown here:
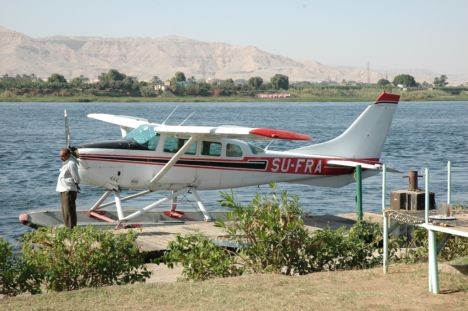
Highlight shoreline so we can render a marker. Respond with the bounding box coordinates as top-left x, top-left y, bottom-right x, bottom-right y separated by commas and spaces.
1, 93, 468, 103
